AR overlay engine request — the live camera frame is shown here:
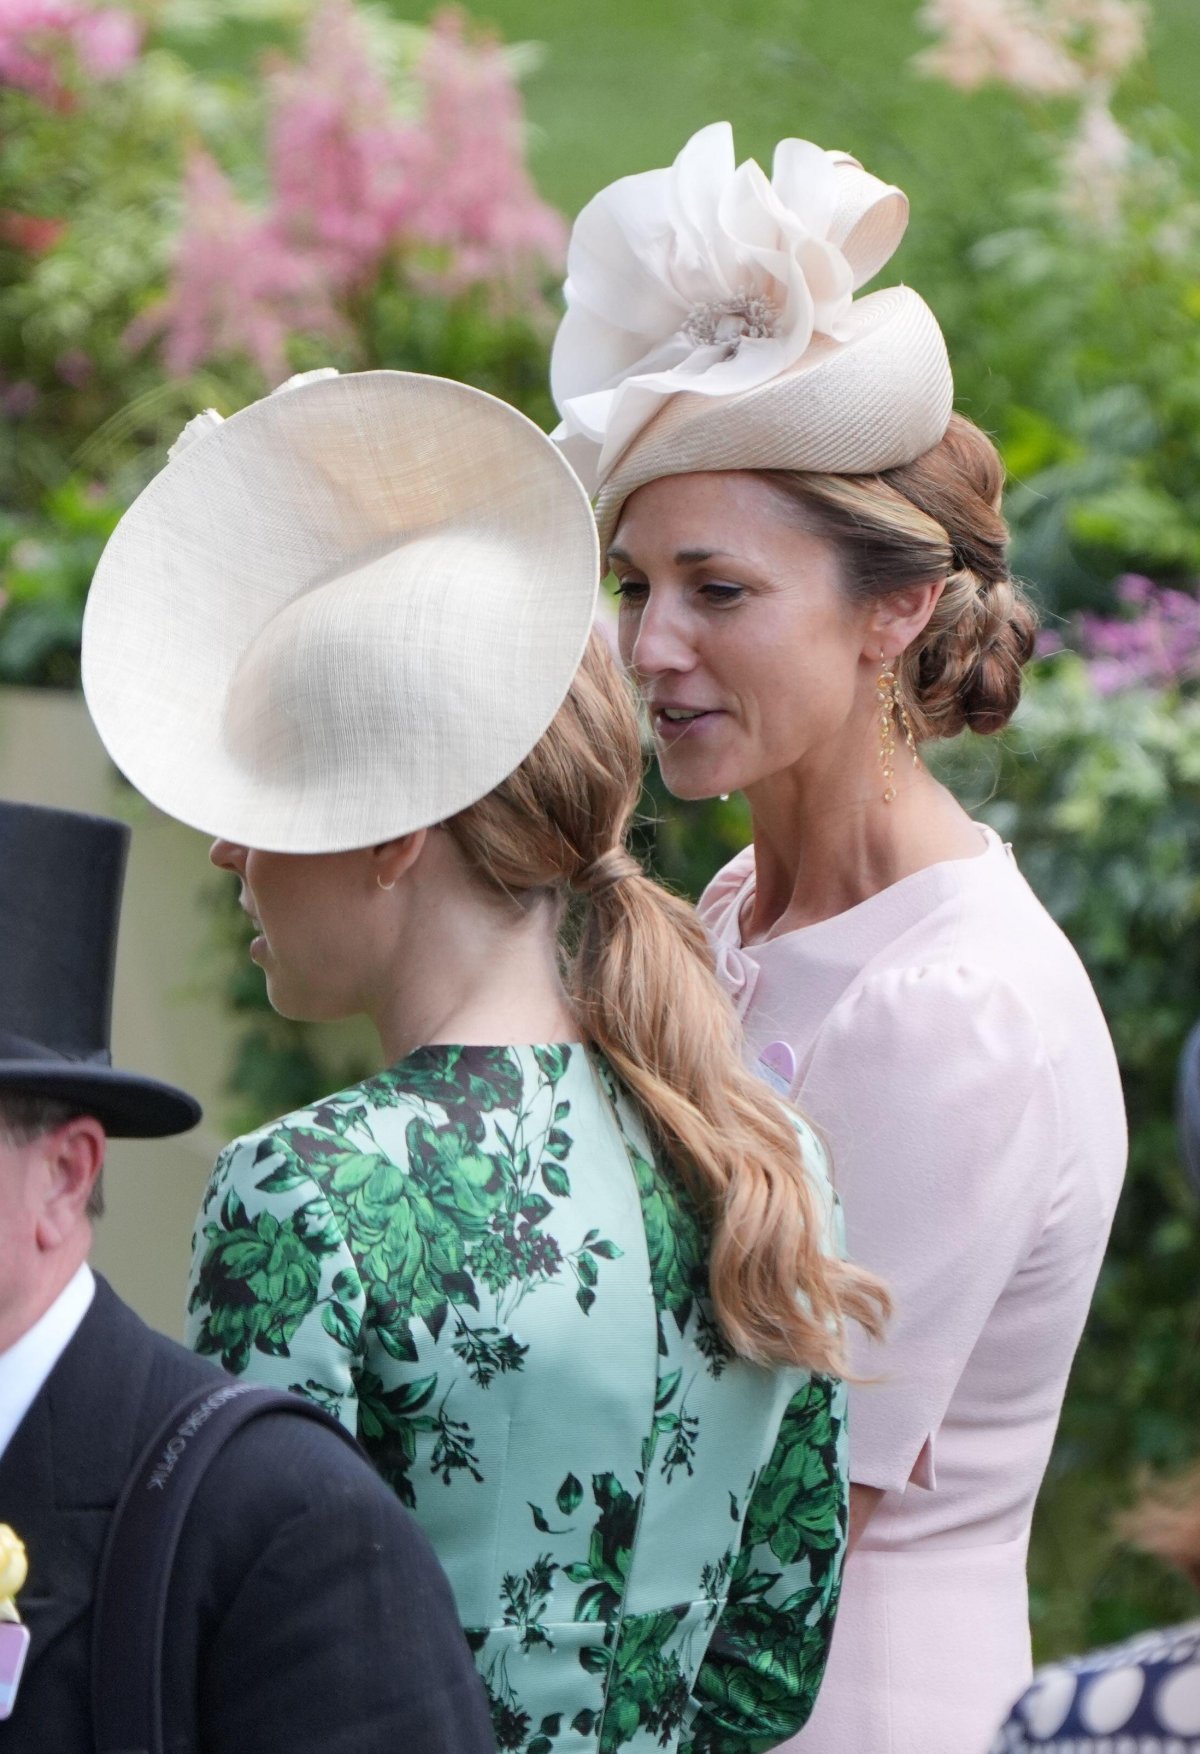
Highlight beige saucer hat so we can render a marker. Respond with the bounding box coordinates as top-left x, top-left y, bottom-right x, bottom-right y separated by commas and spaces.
82, 370, 599, 853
